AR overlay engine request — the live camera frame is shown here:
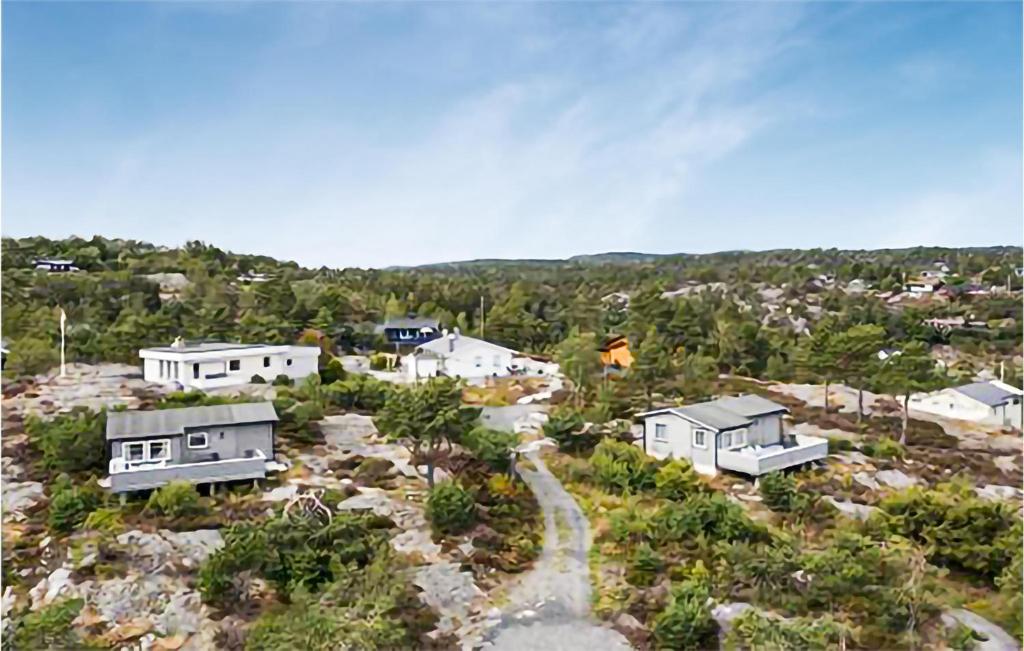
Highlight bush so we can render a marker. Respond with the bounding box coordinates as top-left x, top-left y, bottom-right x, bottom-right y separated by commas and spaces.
652, 577, 717, 649
759, 472, 798, 512
250, 374, 266, 384
156, 391, 251, 409
462, 427, 517, 473
324, 375, 389, 412
7, 599, 88, 650
368, 353, 391, 371
273, 374, 293, 386
426, 482, 476, 536
626, 542, 663, 587
47, 476, 102, 535
542, 405, 597, 452
590, 439, 658, 494
652, 492, 765, 545
727, 610, 850, 649
82, 506, 124, 534
864, 436, 904, 459
319, 357, 346, 385
654, 459, 700, 500
27, 409, 106, 475
146, 480, 203, 519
